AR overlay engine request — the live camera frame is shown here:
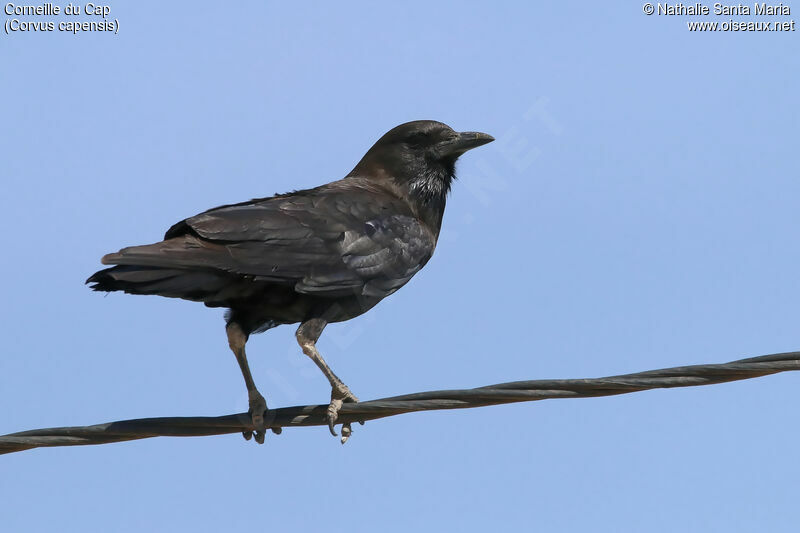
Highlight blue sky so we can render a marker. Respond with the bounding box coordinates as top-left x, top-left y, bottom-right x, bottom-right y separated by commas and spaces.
2, 2, 799, 531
